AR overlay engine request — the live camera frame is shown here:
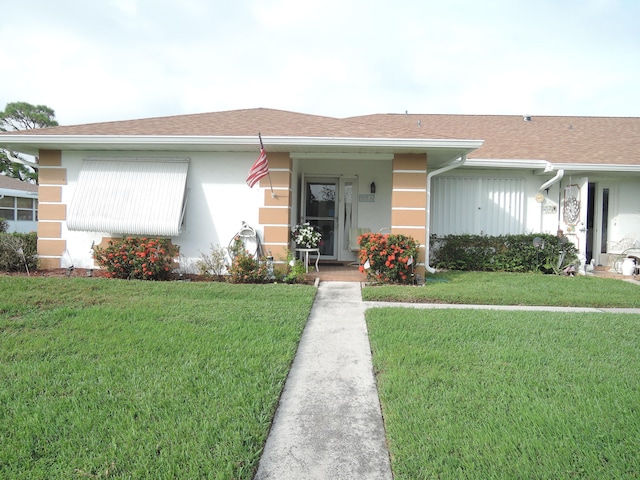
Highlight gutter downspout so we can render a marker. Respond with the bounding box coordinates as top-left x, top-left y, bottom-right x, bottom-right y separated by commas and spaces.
538, 168, 564, 193
538, 169, 564, 233
4, 149, 39, 170
425, 154, 467, 274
